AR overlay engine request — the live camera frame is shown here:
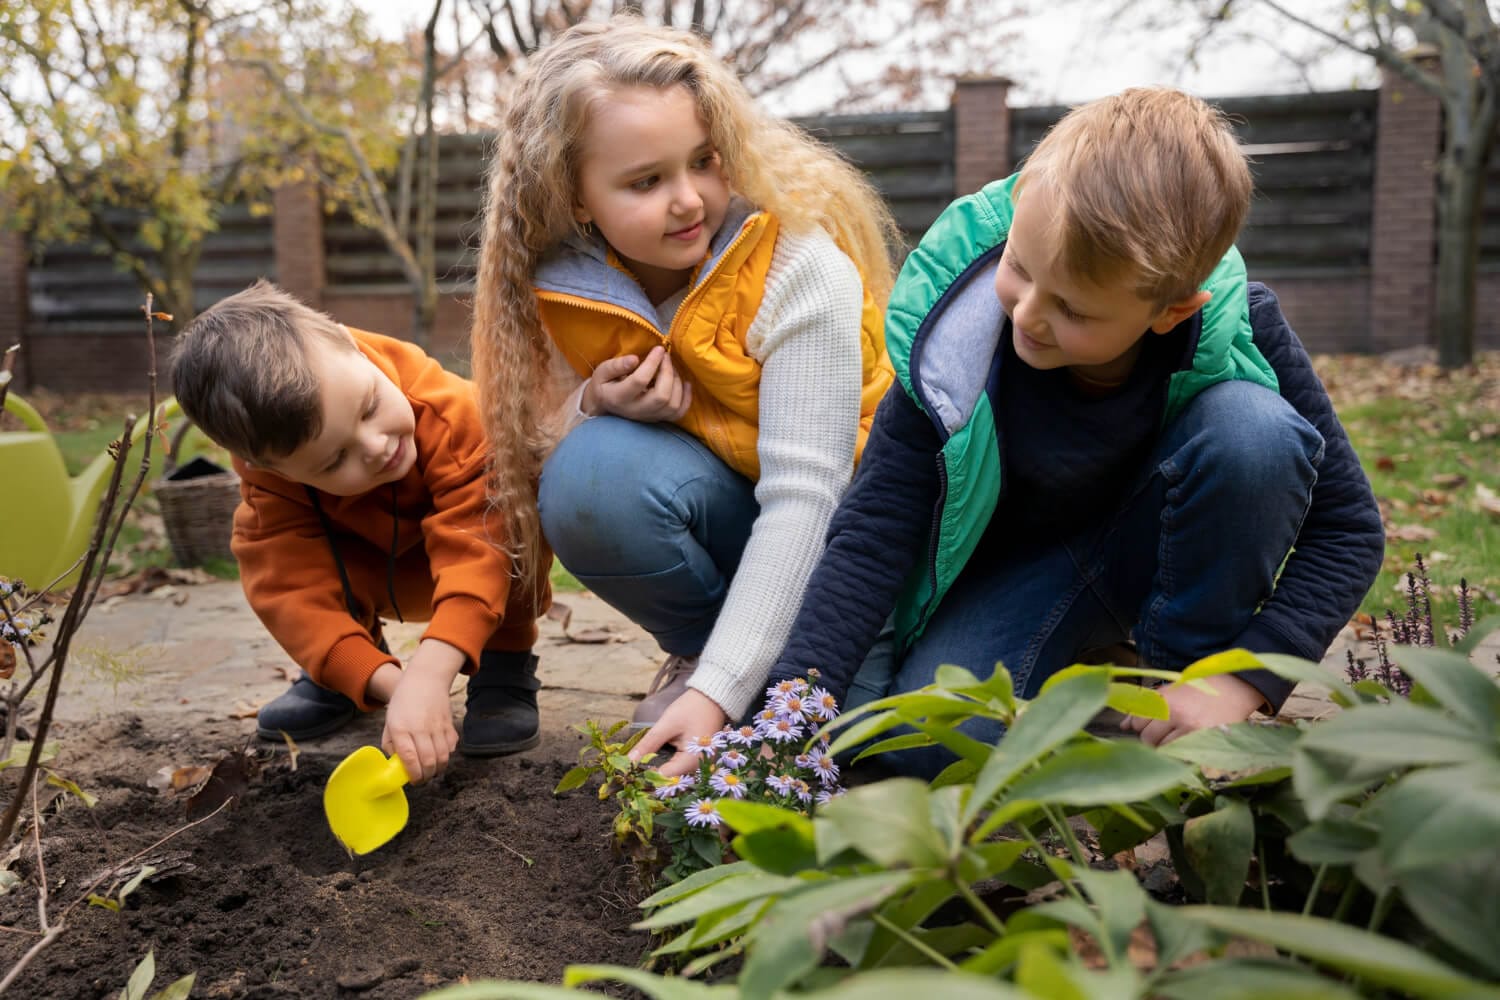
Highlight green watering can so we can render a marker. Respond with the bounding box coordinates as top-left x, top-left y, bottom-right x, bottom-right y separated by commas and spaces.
0, 390, 180, 588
